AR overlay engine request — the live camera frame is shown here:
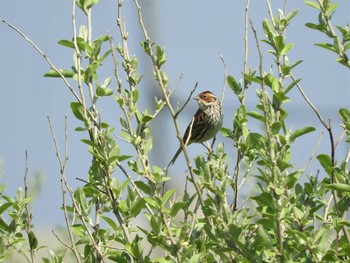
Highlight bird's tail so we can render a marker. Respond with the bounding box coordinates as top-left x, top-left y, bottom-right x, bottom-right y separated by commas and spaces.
167, 147, 182, 167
